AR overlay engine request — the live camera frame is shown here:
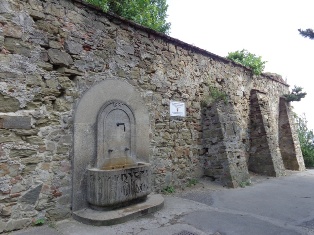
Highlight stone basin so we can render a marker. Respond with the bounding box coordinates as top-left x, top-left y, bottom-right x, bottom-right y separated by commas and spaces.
87, 162, 151, 209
